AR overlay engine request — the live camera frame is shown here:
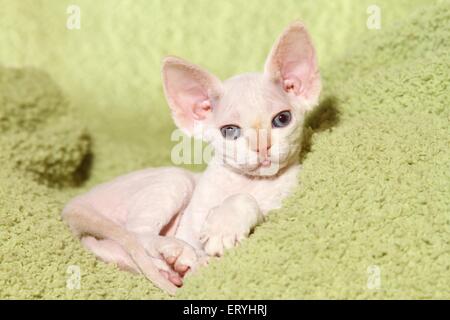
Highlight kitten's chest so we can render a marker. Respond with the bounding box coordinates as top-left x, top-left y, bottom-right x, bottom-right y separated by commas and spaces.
247, 165, 300, 213
177, 164, 301, 244
196, 164, 301, 214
